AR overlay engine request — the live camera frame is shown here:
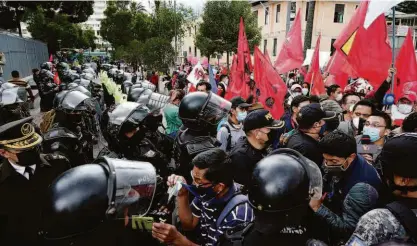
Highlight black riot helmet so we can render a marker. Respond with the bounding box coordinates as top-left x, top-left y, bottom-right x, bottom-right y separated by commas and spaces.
57, 62, 69, 71
248, 148, 322, 231
41, 62, 53, 71
379, 133, 417, 193
178, 92, 231, 131
41, 157, 157, 241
